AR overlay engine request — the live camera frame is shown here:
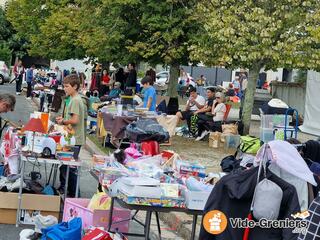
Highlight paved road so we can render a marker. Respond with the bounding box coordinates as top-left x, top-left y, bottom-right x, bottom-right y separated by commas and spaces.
0, 83, 183, 240
0, 83, 35, 125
